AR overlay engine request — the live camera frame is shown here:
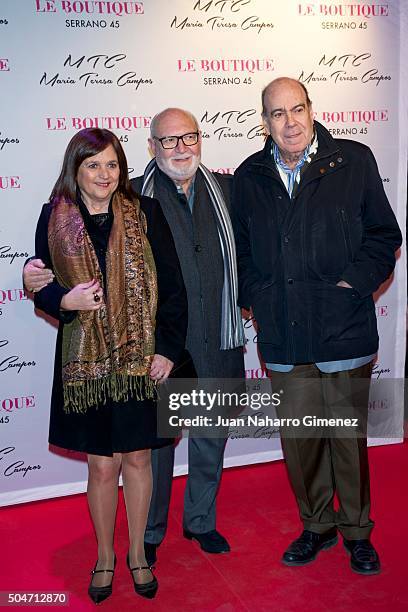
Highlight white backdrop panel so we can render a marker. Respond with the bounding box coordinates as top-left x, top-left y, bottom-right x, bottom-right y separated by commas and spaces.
0, 0, 406, 506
